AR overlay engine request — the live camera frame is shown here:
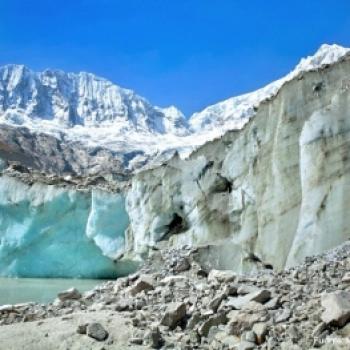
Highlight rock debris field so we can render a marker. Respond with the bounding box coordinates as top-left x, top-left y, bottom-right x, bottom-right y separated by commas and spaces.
2, 243, 350, 349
